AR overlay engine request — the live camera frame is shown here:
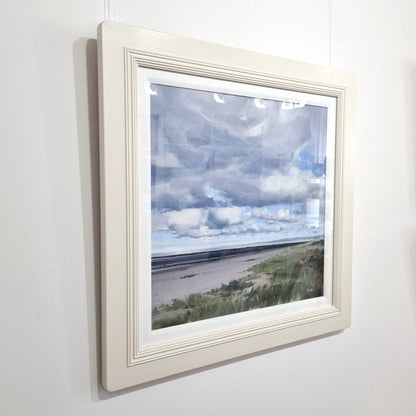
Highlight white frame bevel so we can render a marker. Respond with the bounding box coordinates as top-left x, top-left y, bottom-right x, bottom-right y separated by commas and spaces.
98, 21, 356, 392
